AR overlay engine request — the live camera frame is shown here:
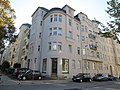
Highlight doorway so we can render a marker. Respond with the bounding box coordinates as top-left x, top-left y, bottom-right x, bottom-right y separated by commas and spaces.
51, 58, 57, 76
110, 65, 113, 75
